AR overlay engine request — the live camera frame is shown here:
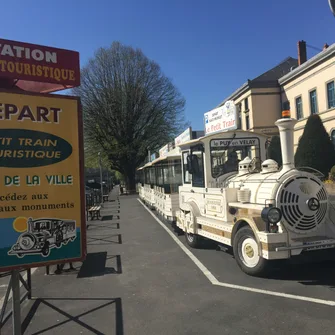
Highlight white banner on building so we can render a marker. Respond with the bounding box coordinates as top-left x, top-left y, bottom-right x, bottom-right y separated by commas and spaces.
159, 144, 169, 158
204, 100, 237, 135
175, 127, 192, 146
